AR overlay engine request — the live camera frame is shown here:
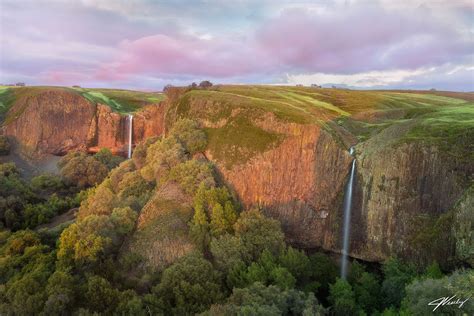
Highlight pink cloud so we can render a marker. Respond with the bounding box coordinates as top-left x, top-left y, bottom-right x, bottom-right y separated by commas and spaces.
96, 33, 272, 80
256, 7, 472, 74
41, 70, 90, 85
94, 6, 472, 82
